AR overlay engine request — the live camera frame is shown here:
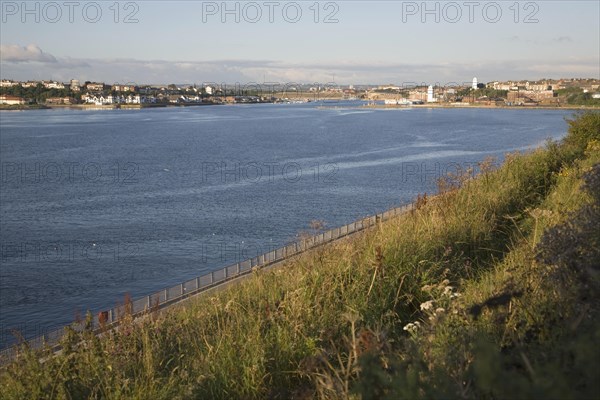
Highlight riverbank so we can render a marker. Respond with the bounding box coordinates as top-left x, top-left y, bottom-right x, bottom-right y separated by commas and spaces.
1, 112, 599, 399
0, 104, 51, 110
363, 103, 599, 111
0, 102, 220, 111
2, 101, 598, 112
